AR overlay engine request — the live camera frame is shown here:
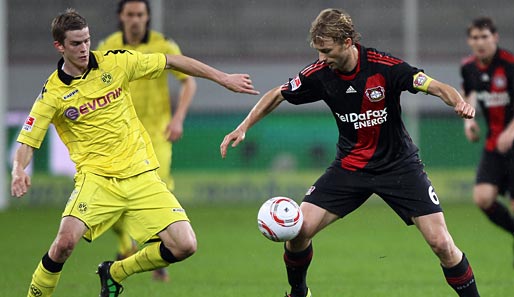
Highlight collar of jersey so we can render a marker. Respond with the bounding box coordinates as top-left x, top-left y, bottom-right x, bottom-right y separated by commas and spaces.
122, 29, 150, 45
57, 53, 99, 85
